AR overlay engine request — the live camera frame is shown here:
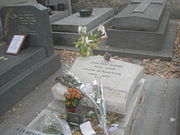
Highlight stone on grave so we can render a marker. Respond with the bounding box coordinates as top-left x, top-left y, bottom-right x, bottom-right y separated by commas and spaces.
104, 0, 177, 58
51, 8, 114, 47
1, 4, 54, 56
0, 4, 60, 116
70, 56, 144, 115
